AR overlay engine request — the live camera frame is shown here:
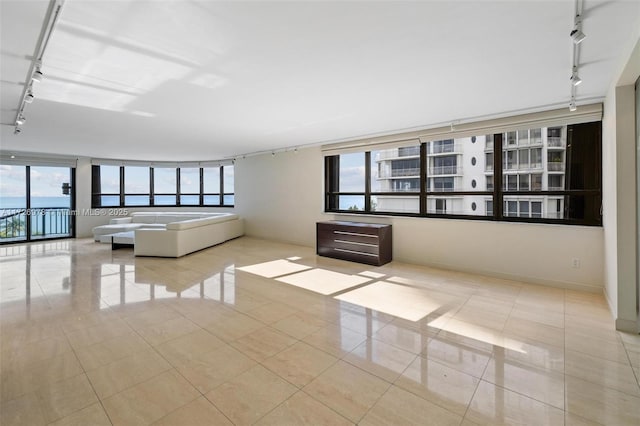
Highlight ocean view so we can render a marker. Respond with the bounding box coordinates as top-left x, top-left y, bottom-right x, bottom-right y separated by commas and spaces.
0, 197, 72, 239
0, 196, 71, 210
